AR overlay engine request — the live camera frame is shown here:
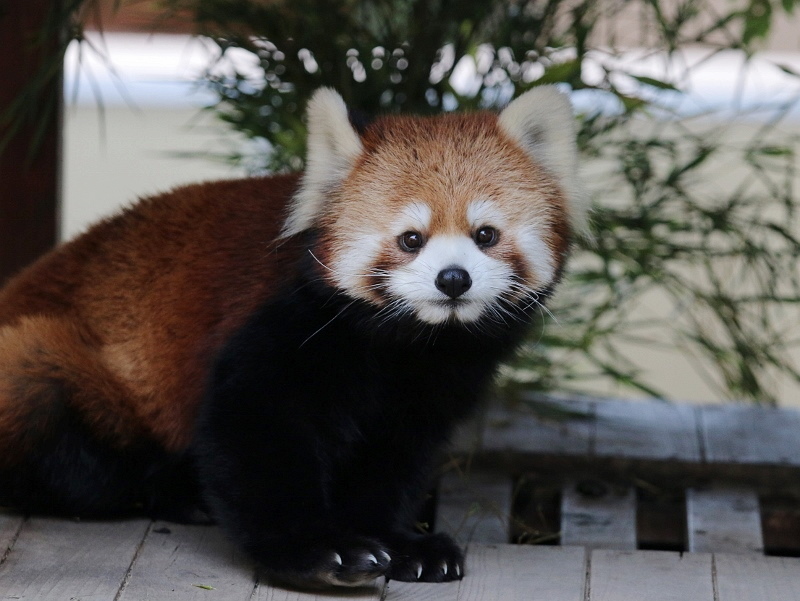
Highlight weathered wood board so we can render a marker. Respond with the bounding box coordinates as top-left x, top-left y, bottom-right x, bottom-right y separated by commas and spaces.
384, 544, 586, 601
0, 512, 23, 559
0, 517, 150, 600
592, 400, 700, 461
481, 399, 594, 457
588, 549, 714, 601
118, 522, 257, 601
715, 553, 800, 601
561, 481, 637, 550
256, 578, 385, 601
686, 487, 764, 553
465, 398, 800, 482
2, 517, 800, 600
700, 405, 800, 465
